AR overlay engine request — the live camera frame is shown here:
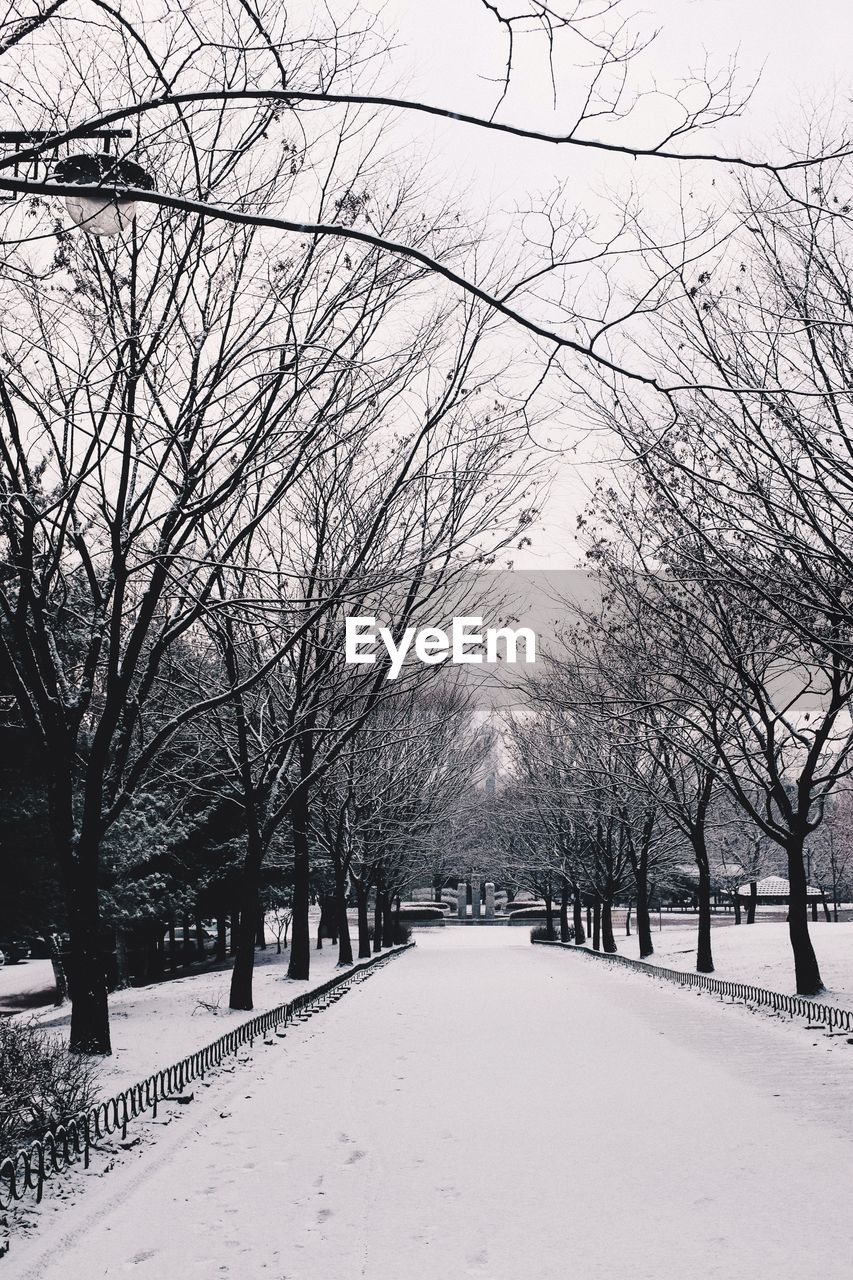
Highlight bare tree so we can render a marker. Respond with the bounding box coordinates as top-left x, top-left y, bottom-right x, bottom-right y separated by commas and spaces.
1, 0, 846, 392
580, 468, 853, 994
0, 34, 522, 1046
